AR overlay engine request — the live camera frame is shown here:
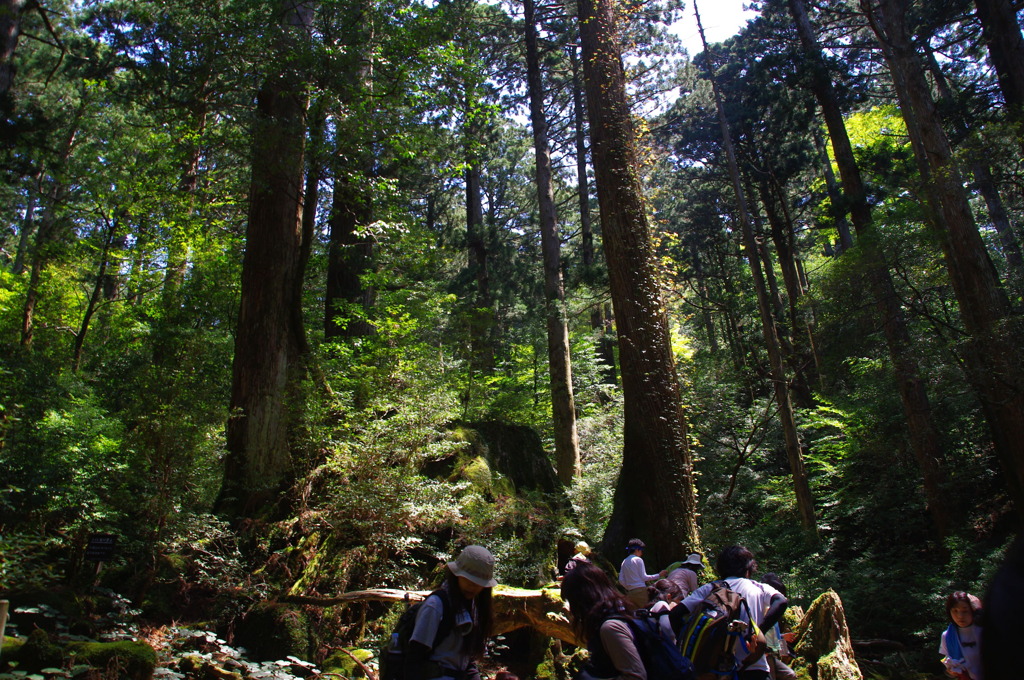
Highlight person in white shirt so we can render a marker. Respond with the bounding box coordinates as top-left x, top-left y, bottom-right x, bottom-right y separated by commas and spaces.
670, 545, 787, 680
618, 538, 666, 608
